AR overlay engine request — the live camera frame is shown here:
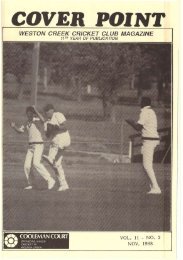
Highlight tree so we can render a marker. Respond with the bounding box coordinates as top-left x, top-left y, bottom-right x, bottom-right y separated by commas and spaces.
3, 43, 32, 99
38, 43, 172, 119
